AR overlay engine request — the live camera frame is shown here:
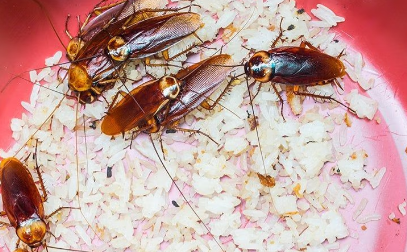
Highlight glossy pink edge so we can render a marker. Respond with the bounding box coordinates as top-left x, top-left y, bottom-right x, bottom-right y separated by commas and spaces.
0, 1, 406, 251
